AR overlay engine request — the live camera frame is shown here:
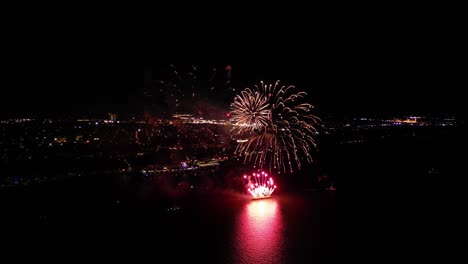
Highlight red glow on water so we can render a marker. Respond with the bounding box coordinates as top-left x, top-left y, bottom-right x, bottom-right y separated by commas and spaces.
232, 199, 284, 262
